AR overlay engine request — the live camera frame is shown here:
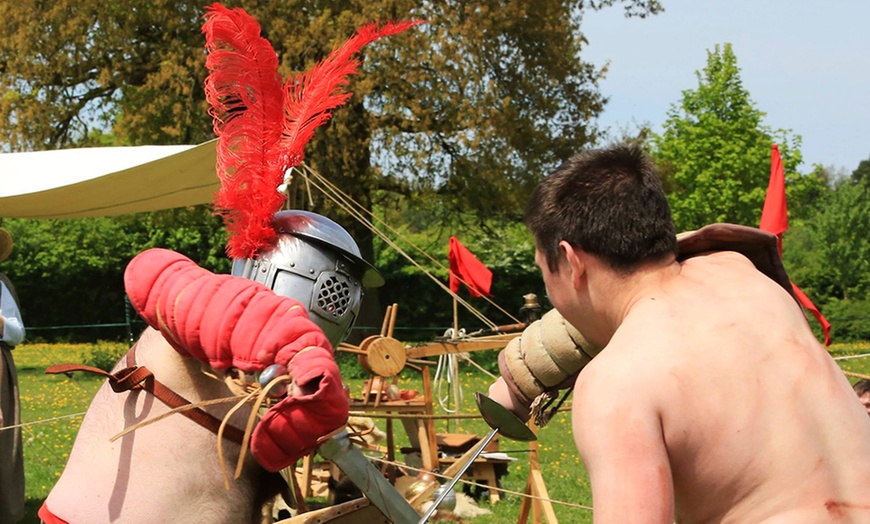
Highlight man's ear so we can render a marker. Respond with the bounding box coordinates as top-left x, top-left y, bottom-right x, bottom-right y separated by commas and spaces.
558, 240, 585, 289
